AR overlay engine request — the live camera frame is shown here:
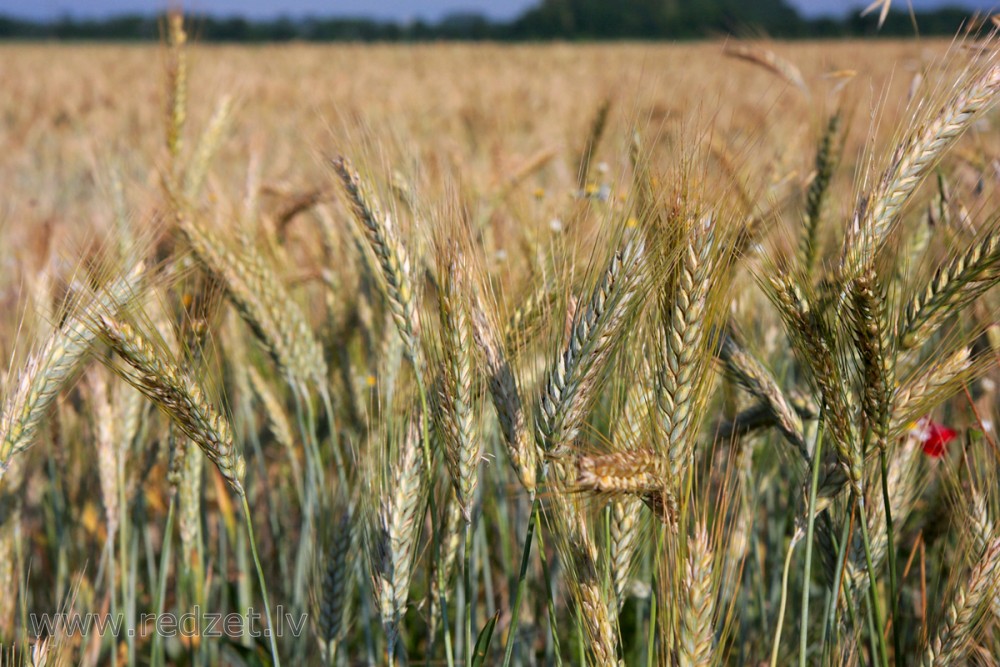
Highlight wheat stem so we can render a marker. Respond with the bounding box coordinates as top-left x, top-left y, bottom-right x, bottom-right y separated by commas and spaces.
857, 494, 889, 667
501, 497, 539, 667
799, 418, 826, 667
771, 528, 803, 667
241, 493, 282, 667
150, 495, 175, 667
880, 449, 901, 667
